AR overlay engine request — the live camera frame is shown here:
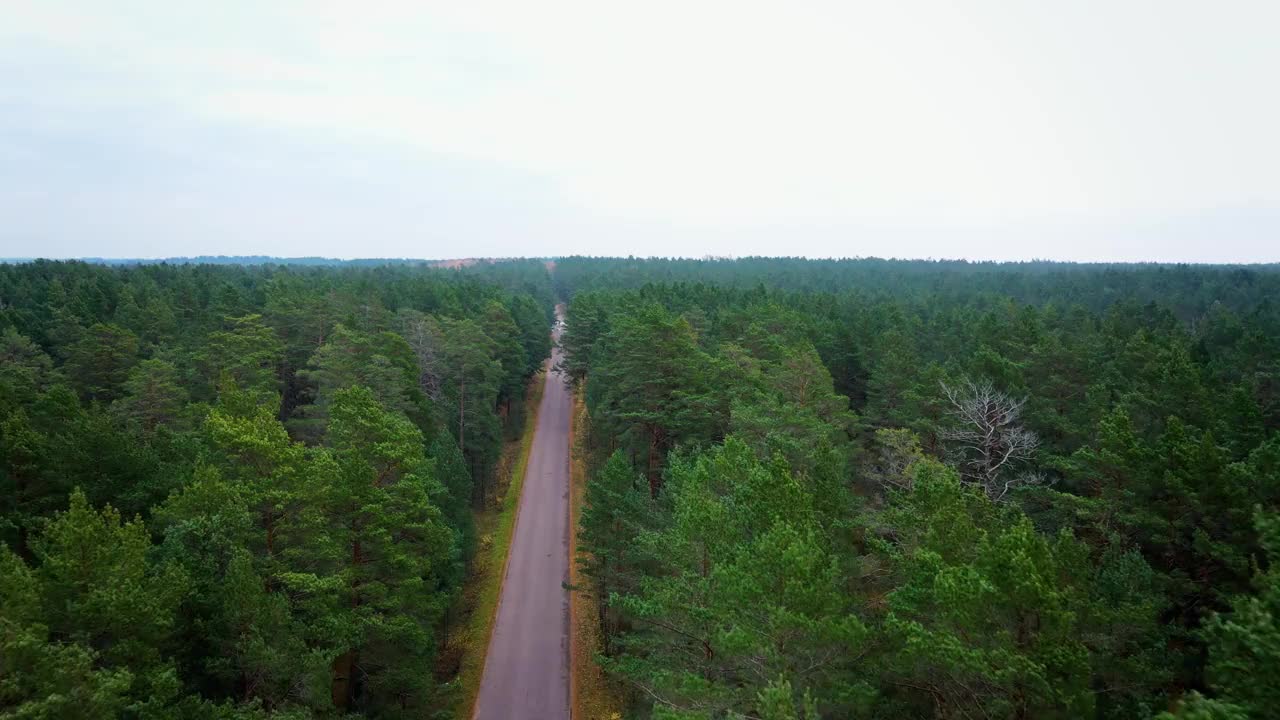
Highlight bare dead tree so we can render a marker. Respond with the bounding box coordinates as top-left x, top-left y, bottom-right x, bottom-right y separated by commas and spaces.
939, 378, 1050, 501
